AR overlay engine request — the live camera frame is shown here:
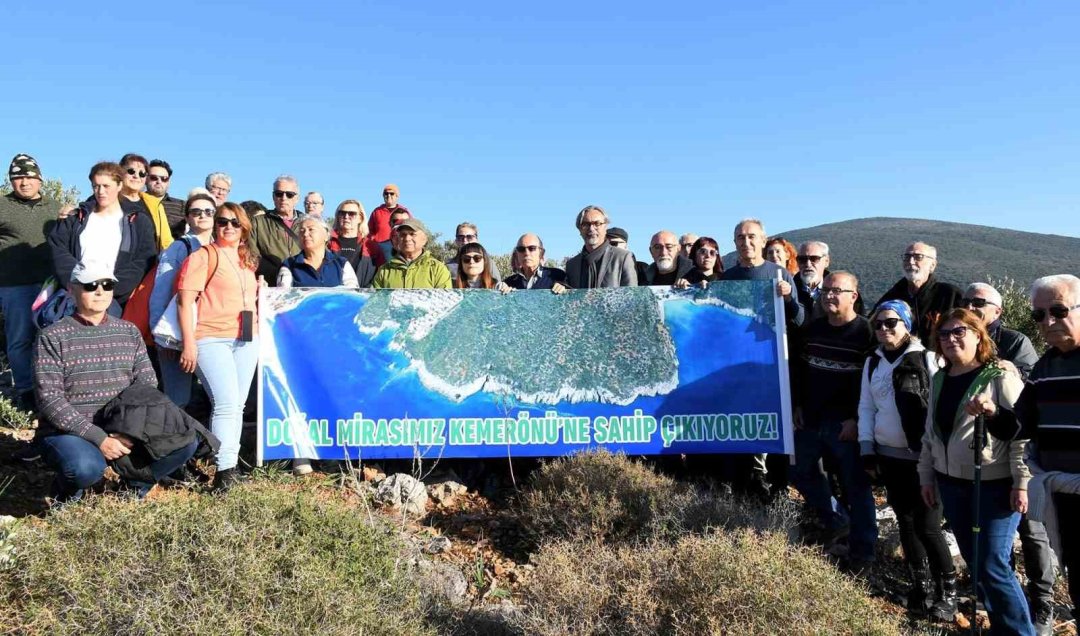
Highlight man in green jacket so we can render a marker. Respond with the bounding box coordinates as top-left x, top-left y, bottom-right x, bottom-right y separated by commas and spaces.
1, 154, 60, 411
249, 175, 303, 283
371, 218, 451, 289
